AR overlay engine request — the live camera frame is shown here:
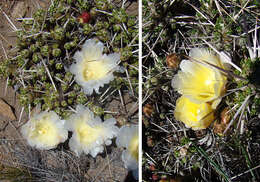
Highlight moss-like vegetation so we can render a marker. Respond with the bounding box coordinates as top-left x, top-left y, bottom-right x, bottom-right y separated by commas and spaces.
0, 0, 138, 119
